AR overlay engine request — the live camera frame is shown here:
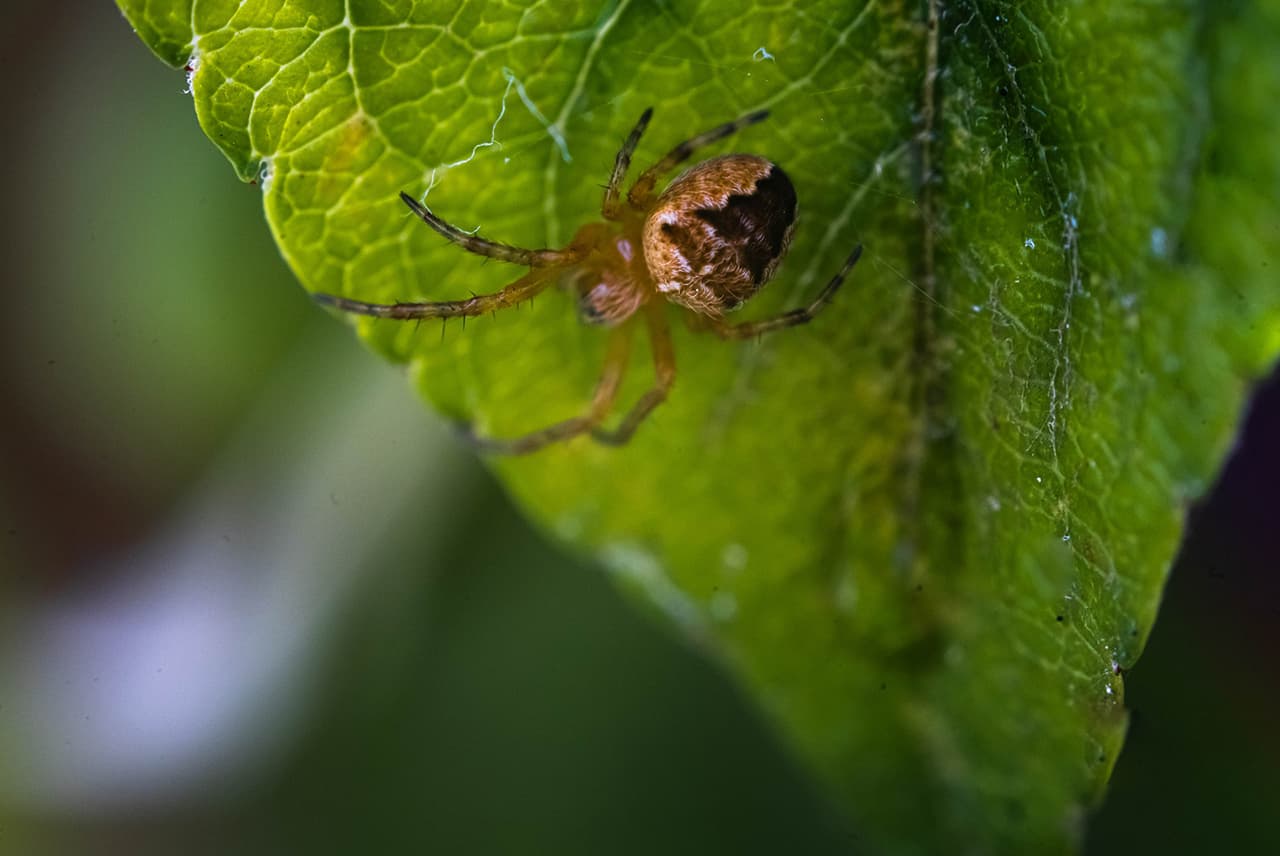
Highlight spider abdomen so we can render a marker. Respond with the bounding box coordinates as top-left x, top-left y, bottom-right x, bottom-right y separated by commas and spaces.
642, 154, 797, 316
